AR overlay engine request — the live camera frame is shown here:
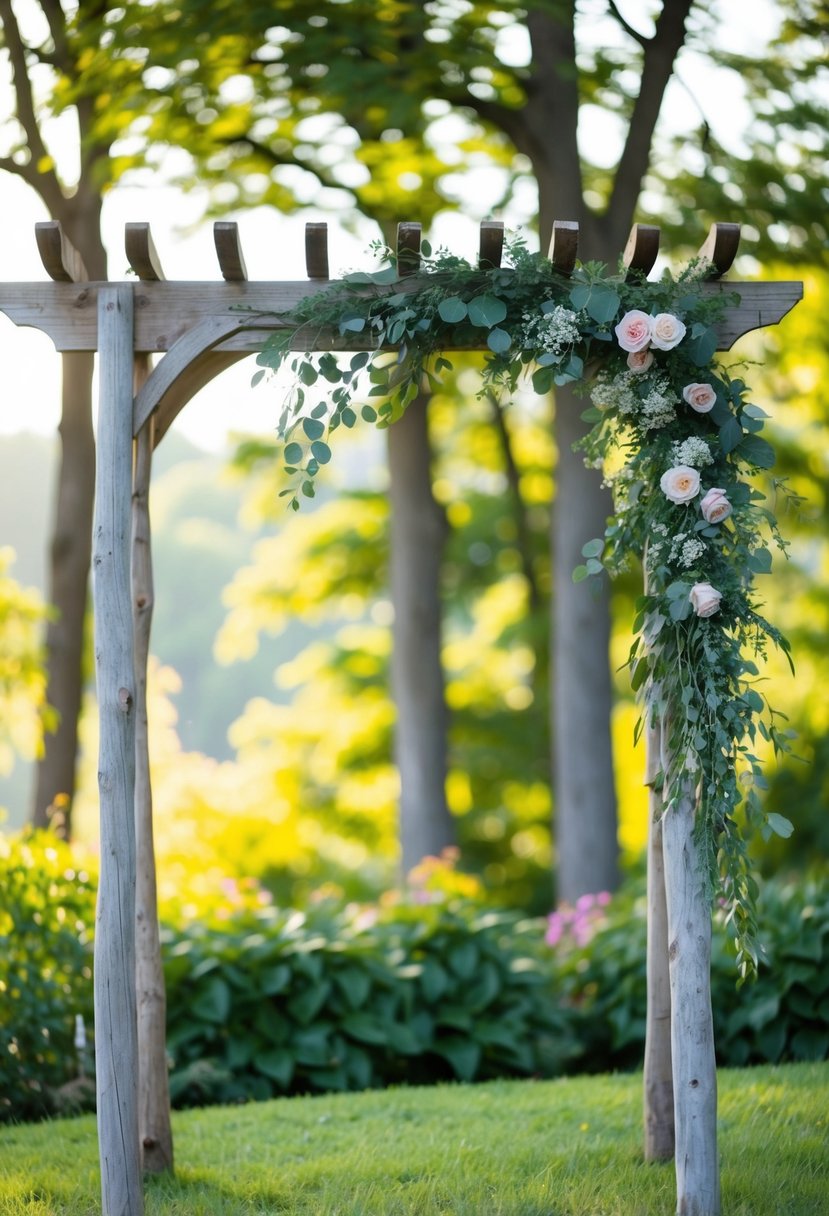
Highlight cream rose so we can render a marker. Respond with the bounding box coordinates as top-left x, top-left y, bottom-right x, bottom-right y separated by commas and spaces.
660, 464, 701, 504
683, 382, 717, 413
700, 487, 732, 524
627, 349, 654, 373
650, 312, 686, 351
615, 310, 652, 353
689, 582, 723, 618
